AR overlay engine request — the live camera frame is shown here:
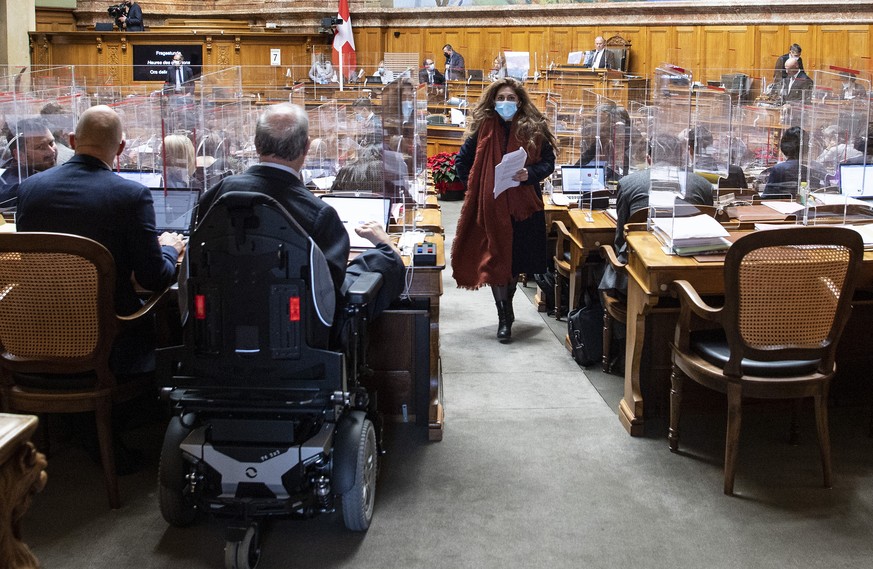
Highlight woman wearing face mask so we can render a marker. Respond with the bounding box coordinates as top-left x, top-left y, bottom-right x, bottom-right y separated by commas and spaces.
451, 77, 557, 342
